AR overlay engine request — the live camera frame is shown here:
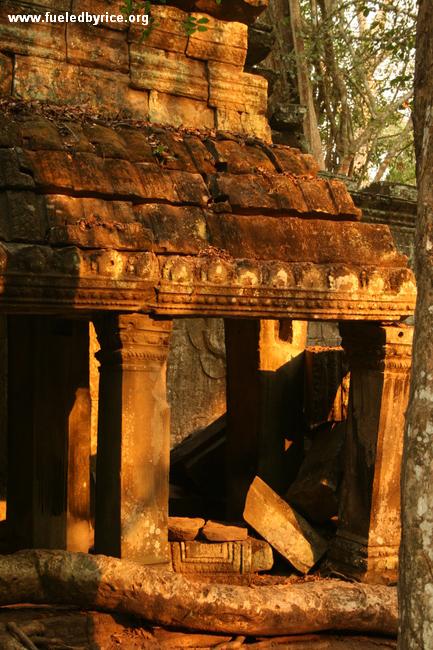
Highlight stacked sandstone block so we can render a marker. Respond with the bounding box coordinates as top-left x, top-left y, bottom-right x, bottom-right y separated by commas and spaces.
0, 0, 271, 140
